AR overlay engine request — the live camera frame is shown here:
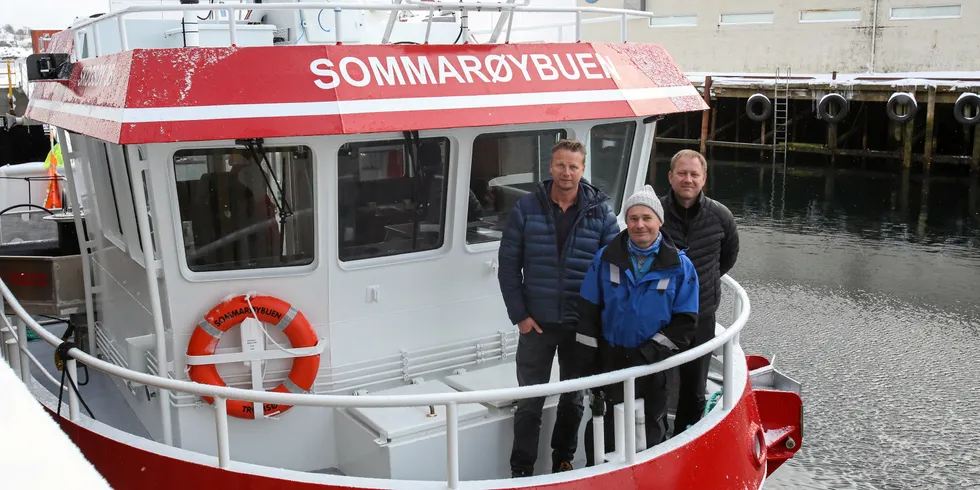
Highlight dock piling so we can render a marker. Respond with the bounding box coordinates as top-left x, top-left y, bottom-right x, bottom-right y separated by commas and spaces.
972, 124, 980, 175
924, 87, 936, 170
709, 105, 718, 155
862, 107, 869, 151
700, 77, 712, 154
828, 122, 838, 165
903, 117, 914, 169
